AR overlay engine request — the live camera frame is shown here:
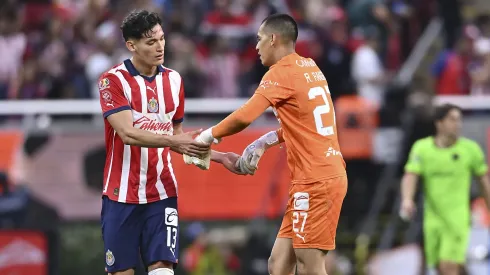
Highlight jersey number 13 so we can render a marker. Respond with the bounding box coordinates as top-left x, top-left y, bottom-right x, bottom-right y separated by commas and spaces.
308, 85, 336, 136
